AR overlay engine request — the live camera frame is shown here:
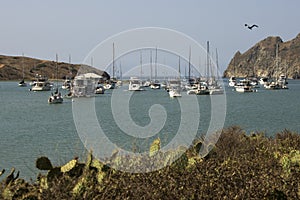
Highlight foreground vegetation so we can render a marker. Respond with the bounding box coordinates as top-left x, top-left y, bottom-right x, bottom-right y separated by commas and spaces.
1, 126, 300, 199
